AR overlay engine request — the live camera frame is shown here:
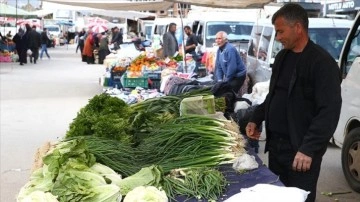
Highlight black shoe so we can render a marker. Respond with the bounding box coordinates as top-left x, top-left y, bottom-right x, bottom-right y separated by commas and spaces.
30, 59, 33, 63
20, 63, 23, 65
34, 60, 36, 64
